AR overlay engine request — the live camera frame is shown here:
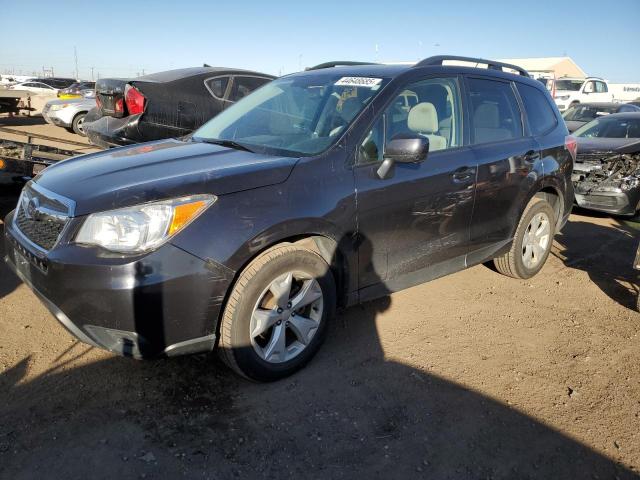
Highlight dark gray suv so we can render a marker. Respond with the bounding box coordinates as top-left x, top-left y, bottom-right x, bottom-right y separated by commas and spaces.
4, 56, 575, 381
